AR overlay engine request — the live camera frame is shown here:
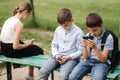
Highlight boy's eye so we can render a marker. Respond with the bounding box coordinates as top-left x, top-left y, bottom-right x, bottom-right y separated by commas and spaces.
92, 29, 97, 32
64, 25, 67, 27
93, 30, 97, 32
